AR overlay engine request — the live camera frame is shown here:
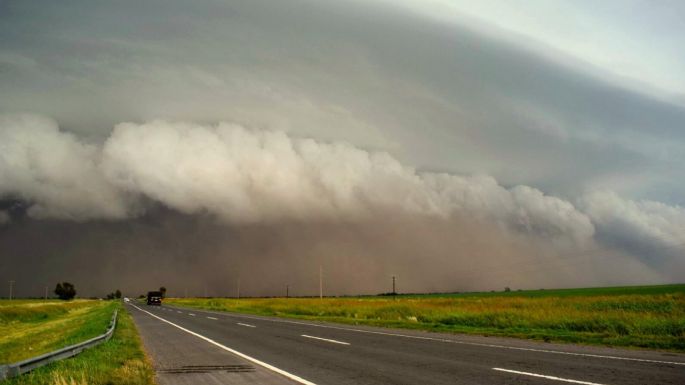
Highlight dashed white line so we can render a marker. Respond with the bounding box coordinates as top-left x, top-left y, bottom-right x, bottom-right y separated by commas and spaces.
130, 304, 316, 385
162, 306, 683, 366
237, 322, 256, 328
301, 334, 350, 345
207, 316, 218, 320
493, 368, 606, 385
177, 311, 182, 314
189, 313, 196, 316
